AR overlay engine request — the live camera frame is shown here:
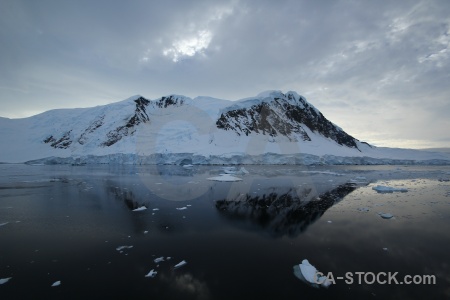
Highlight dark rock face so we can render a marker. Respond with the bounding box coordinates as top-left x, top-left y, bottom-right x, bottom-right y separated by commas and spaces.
44, 131, 72, 149
102, 97, 151, 147
217, 101, 311, 142
217, 92, 358, 149
42, 96, 152, 148
78, 116, 104, 145
154, 95, 186, 108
